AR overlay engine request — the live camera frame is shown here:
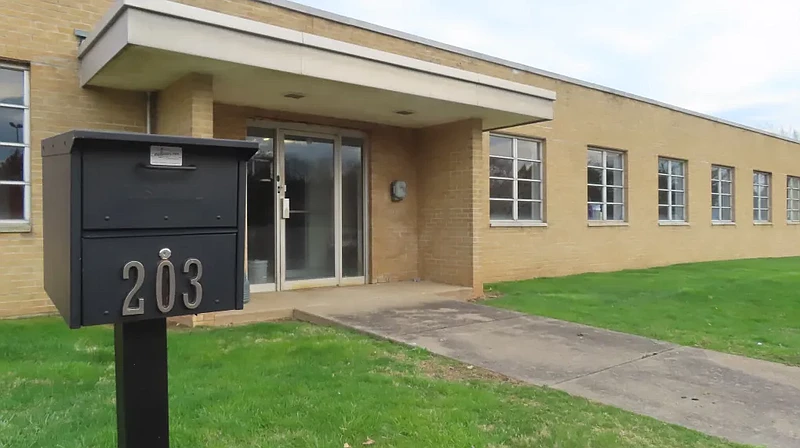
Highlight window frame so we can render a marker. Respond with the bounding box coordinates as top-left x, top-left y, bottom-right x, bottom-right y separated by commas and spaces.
657, 157, 687, 222
0, 63, 31, 229
489, 134, 544, 224
711, 164, 735, 223
752, 171, 771, 223
787, 176, 800, 223
587, 147, 626, 222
